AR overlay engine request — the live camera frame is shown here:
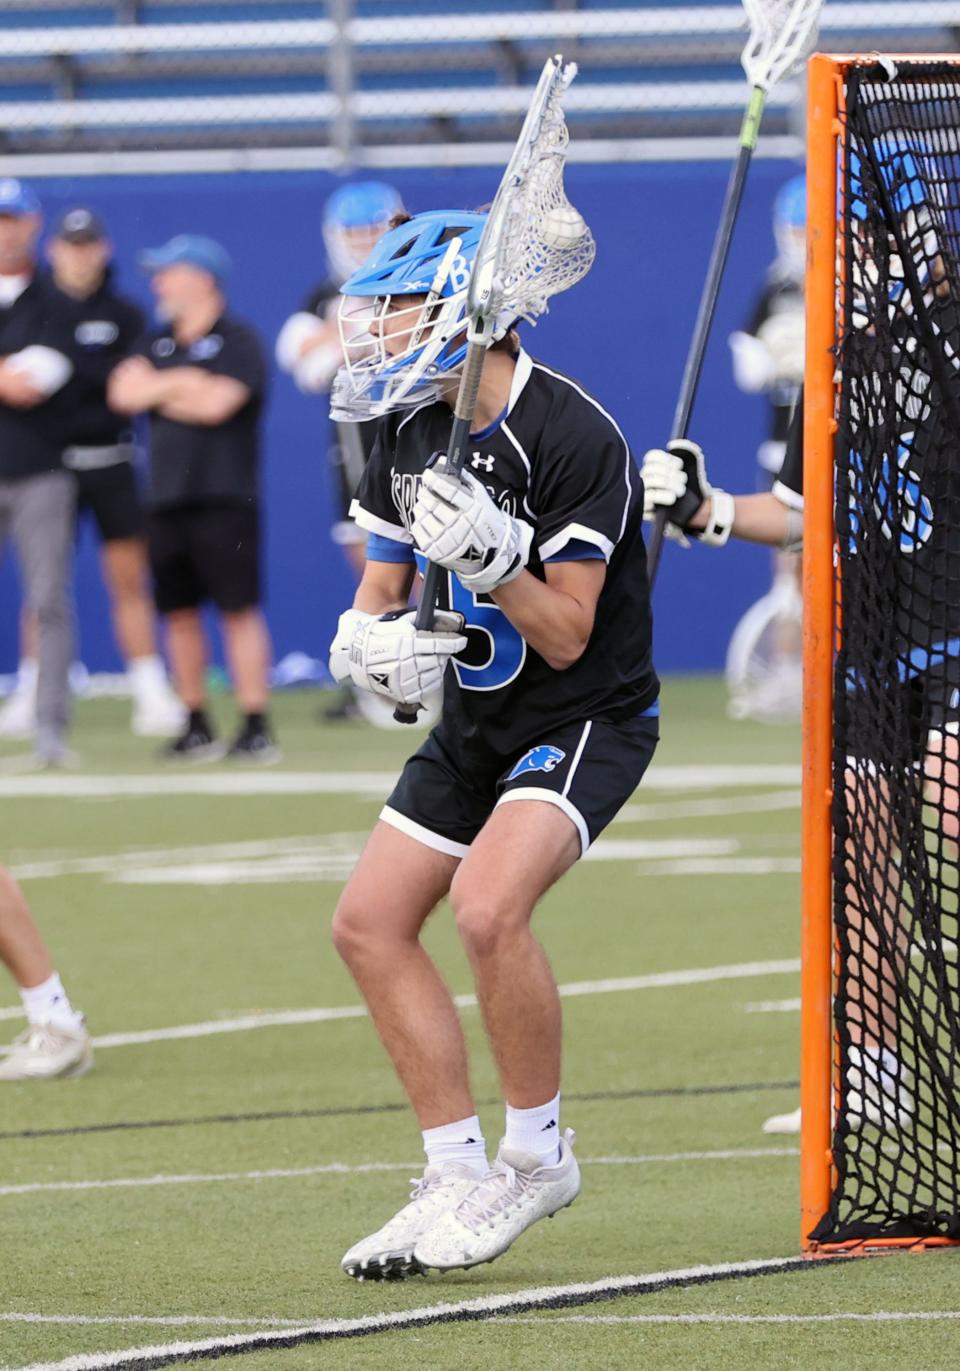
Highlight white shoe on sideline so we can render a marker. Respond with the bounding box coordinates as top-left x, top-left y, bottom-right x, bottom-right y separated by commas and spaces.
341, 1161, 482, 1281
762, 1104, 802, 1135
414, 1129, 580, 1272
0, 689, 36, 740
131, 691, 186, 738
0, 1020, 93, 1081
